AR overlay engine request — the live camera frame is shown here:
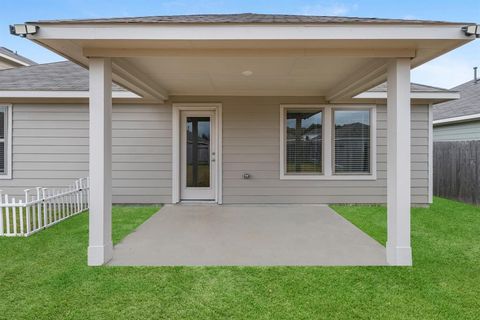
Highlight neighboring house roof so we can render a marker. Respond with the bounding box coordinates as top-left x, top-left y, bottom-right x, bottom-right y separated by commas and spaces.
0, 61, 456, 102
434, 80, 480, 122
29, 13, 468, 25
0, 61, 125, 91
368, 82, 453, 93
0, 47, 37, 68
